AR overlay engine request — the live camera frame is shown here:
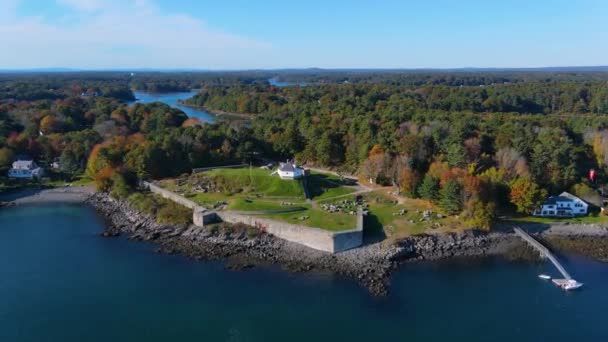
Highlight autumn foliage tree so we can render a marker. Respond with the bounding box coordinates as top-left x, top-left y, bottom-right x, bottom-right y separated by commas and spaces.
509, 177, 547, 214
398, 167, 420, 197
40, 115, 60, 134
360, 144, 387, 184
